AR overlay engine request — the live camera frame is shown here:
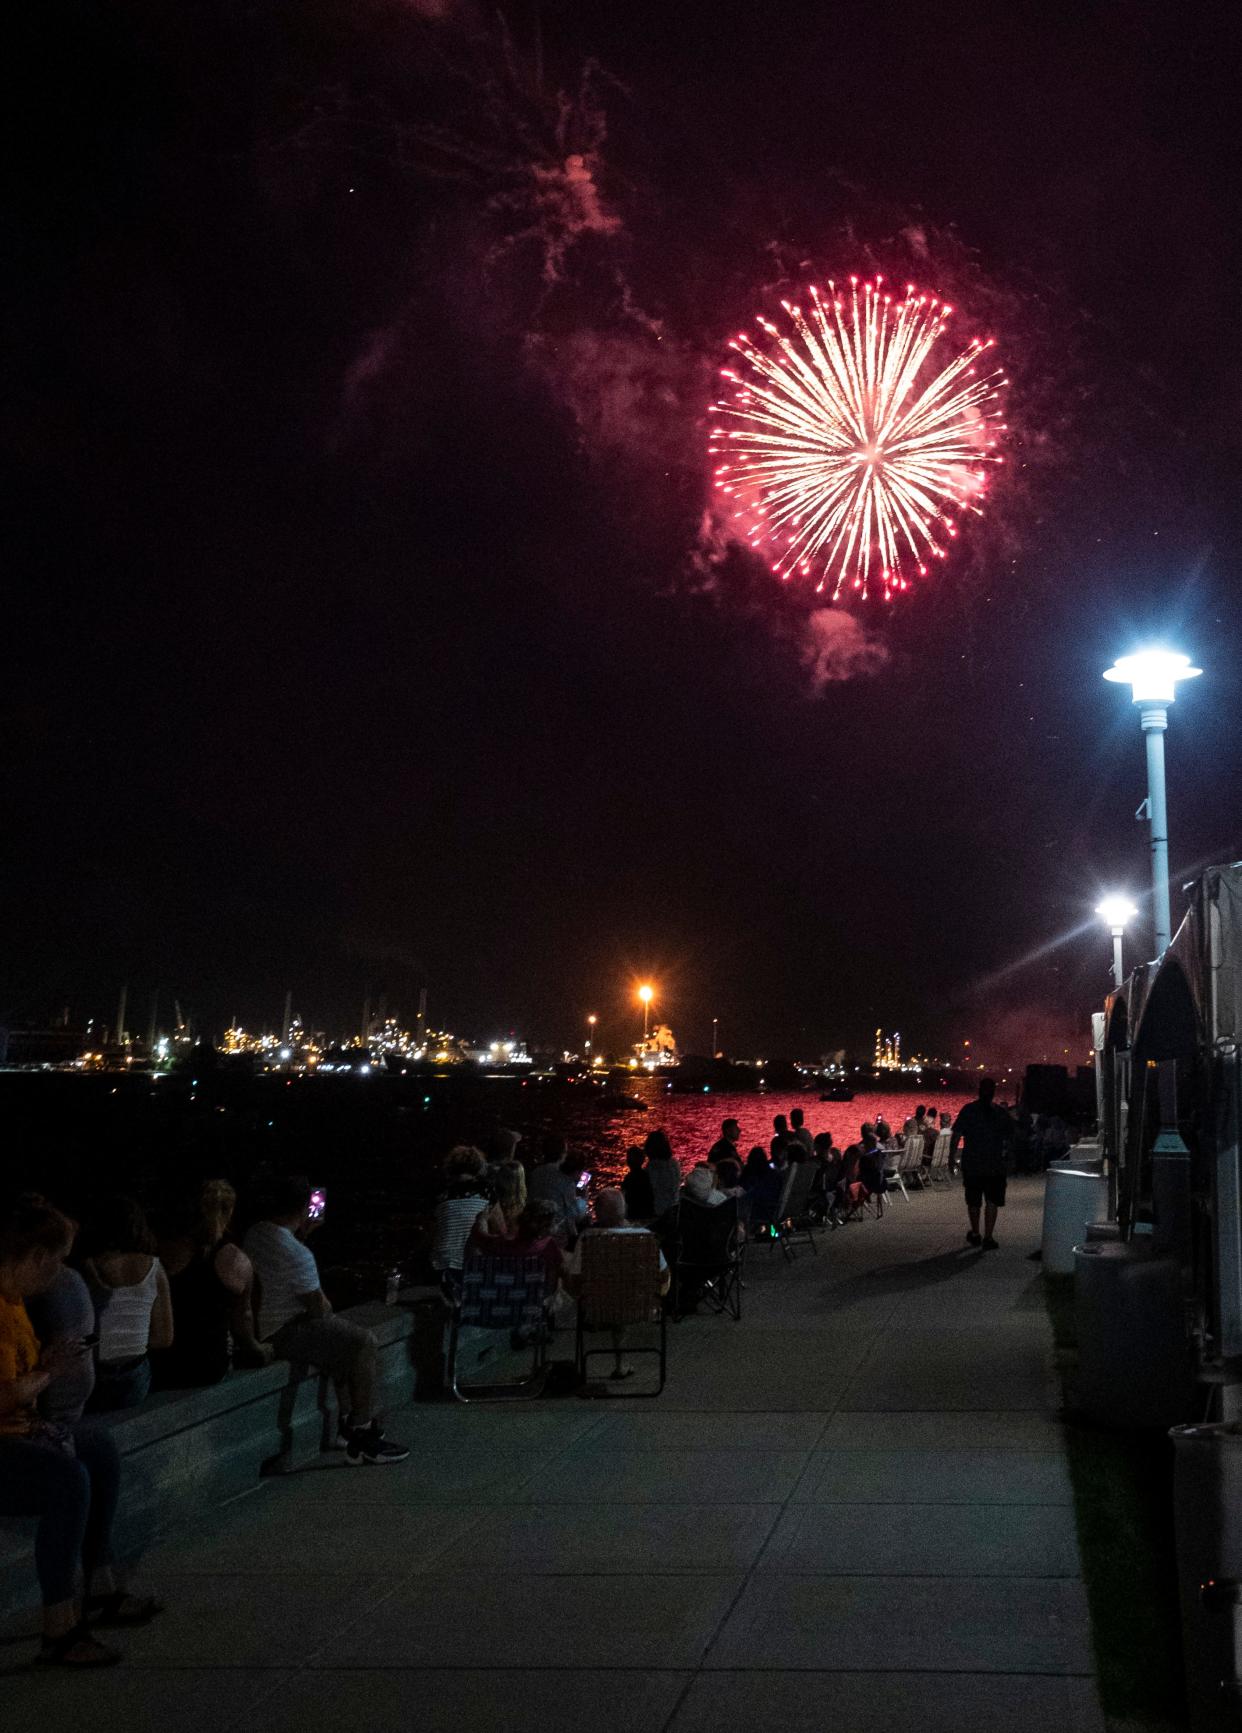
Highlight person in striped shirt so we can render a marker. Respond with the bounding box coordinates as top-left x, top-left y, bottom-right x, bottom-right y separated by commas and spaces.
430, 1147, 506, 1294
